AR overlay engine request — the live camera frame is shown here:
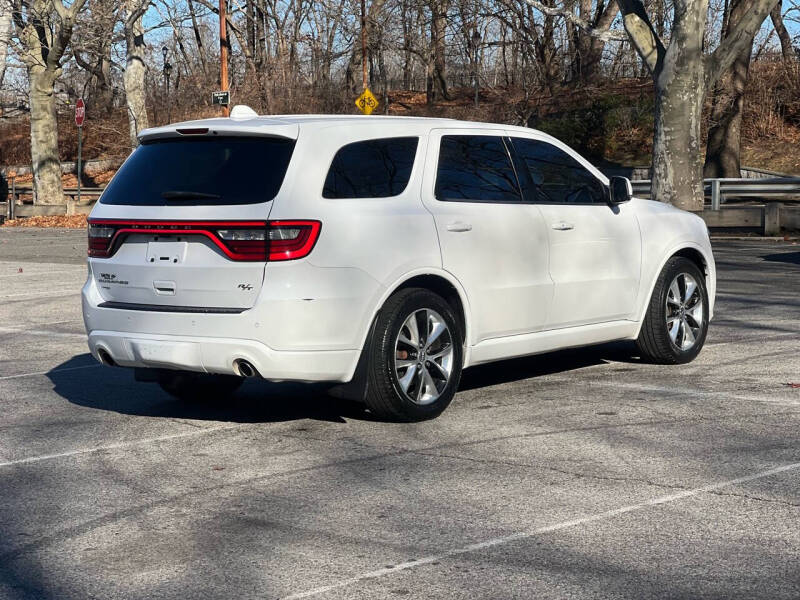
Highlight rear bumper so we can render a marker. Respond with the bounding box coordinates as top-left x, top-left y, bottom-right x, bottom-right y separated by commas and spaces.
82, 260, 375, 382
87, 330, 358, 382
